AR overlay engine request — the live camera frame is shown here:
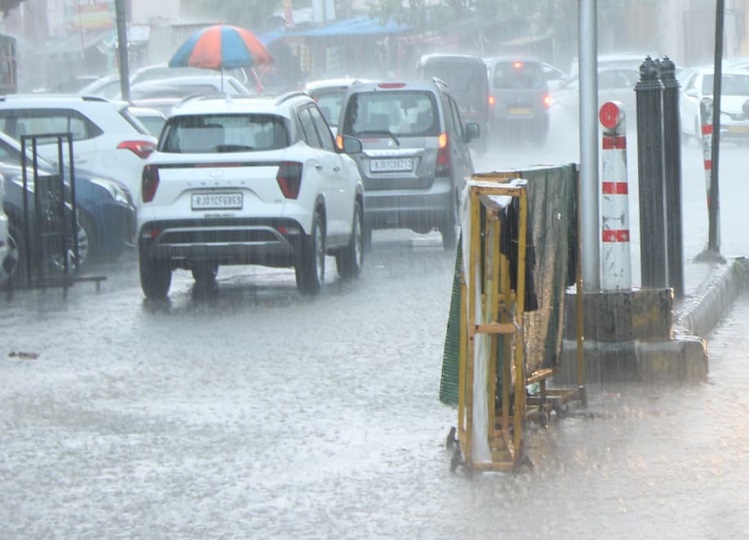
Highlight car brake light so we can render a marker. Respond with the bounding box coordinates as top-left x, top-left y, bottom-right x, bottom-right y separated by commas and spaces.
488, 95, 496, 106
276, 161, 303, 199
436, 132, 450, 176
118, 140, 156, 159
336, 134, 344, 150
142, 164, 160, 203
378, 82, 406, 89
544, 94, 552, 108
513, 61, 523, 69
